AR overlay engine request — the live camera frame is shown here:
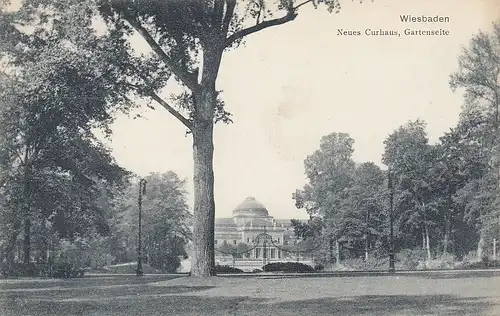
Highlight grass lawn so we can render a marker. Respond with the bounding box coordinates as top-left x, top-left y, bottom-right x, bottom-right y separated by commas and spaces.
1, 272, 499, 315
